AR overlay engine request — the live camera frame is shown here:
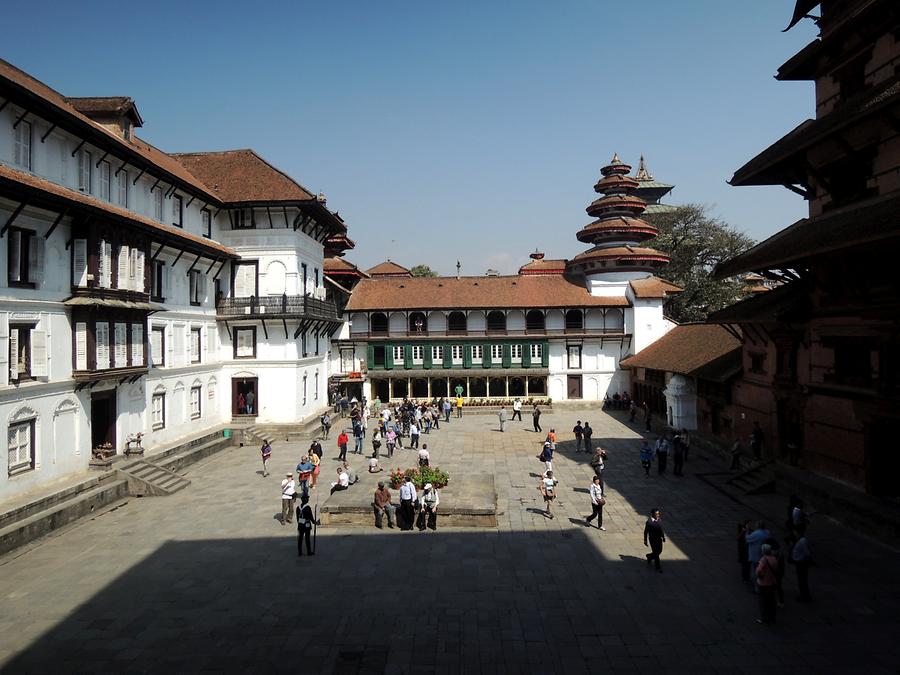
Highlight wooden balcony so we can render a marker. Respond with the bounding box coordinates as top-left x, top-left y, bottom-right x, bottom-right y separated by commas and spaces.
216, 294, 341, 321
